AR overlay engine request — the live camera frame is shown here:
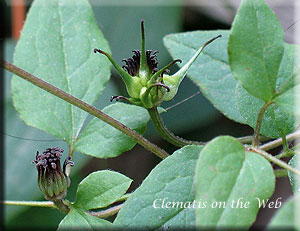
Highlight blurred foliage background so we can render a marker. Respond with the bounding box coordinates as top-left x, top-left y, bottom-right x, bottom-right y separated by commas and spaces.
3, 0, 296, 229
